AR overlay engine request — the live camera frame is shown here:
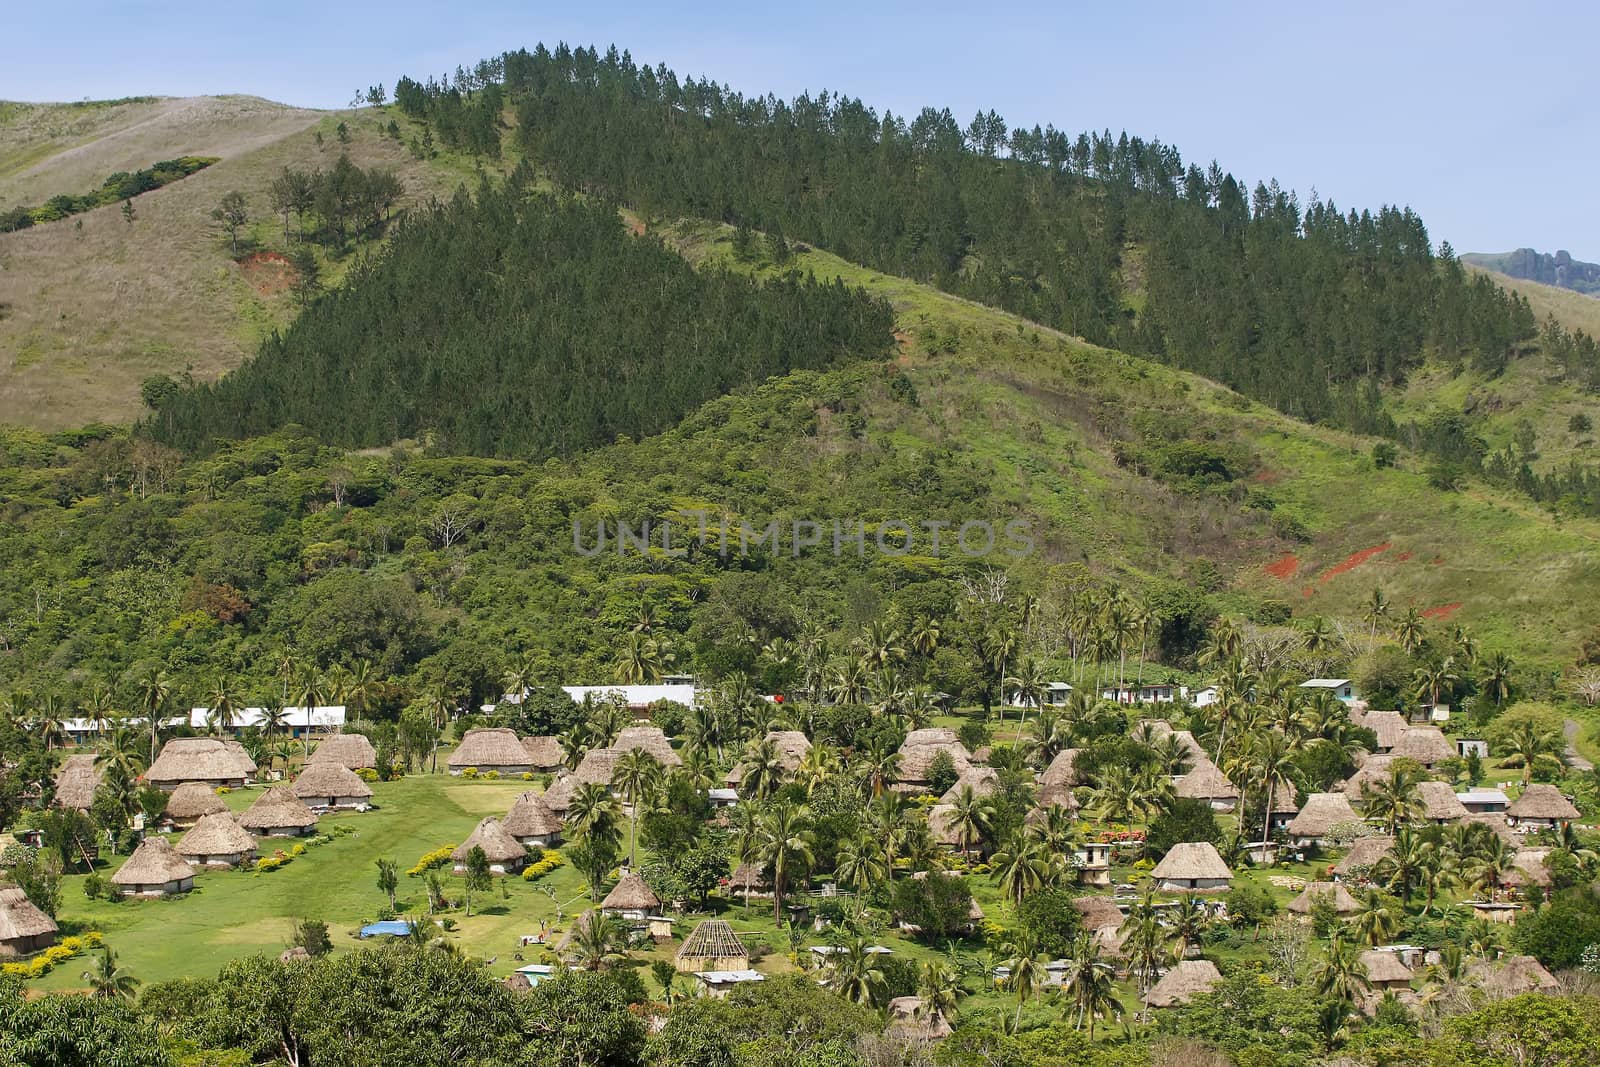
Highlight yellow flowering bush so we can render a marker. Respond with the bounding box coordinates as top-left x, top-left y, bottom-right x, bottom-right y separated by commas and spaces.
408, 844, 456, 876
521, 849, 565, 882
461, 768, 479, 779
3, 930, 102, 979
